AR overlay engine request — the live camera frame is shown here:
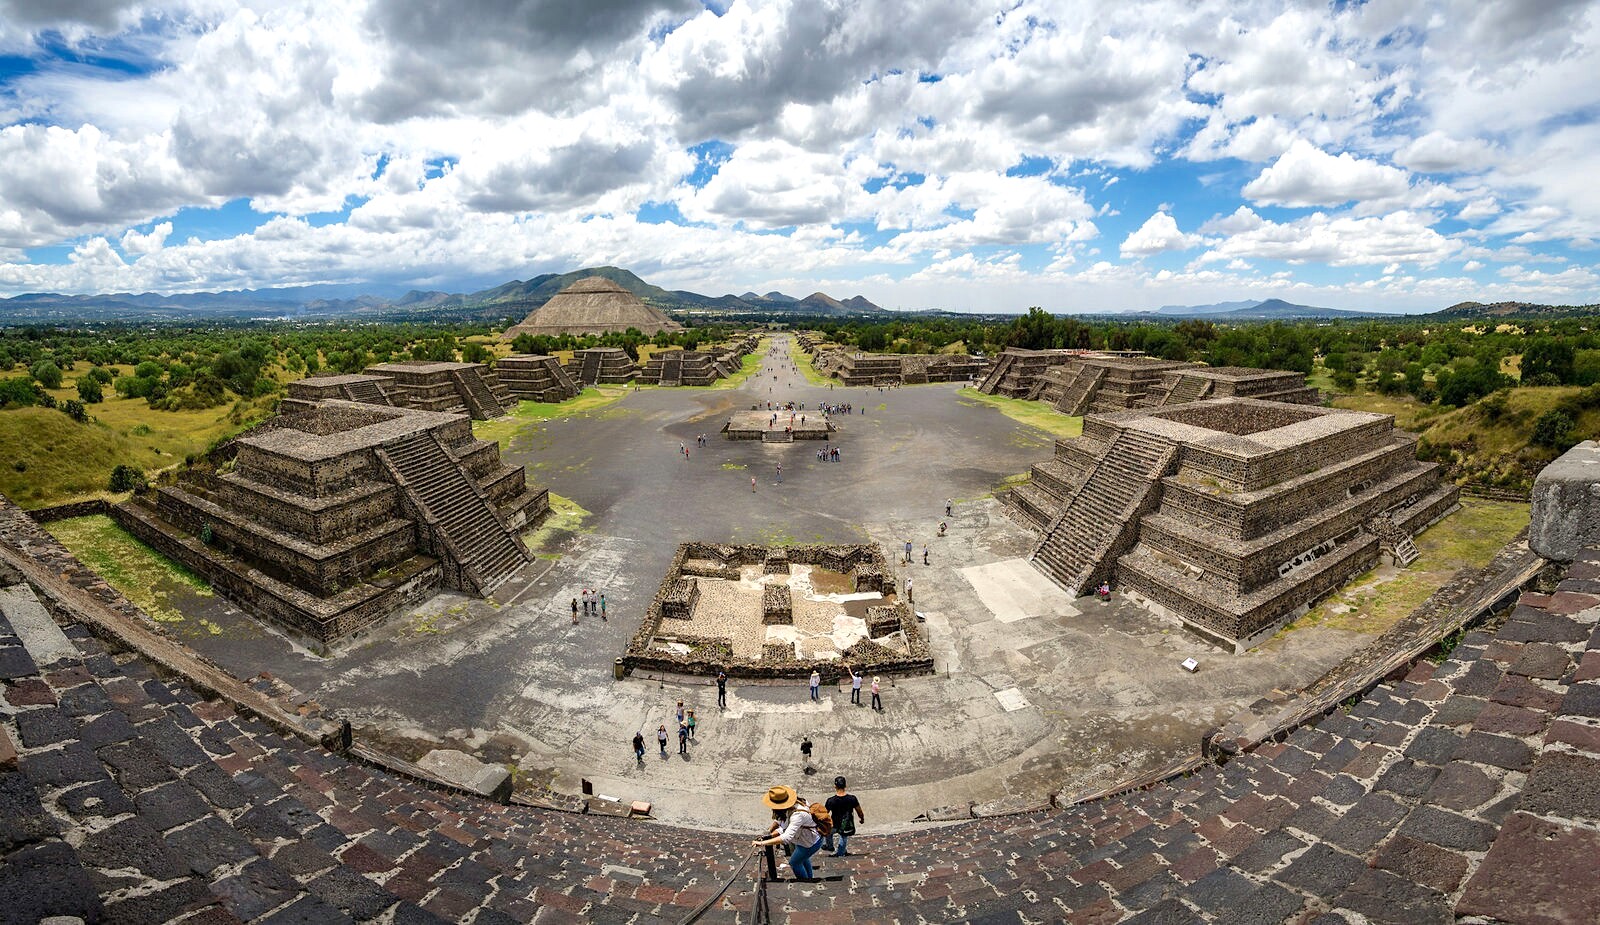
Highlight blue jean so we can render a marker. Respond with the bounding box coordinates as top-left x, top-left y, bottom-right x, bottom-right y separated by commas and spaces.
810, 684, 819, 700
788, 838, 822, 880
